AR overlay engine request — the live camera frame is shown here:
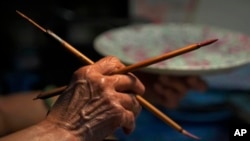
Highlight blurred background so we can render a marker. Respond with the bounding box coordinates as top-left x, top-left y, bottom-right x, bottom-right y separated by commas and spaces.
0, 0, 250, 140
0, 0, 130, 93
